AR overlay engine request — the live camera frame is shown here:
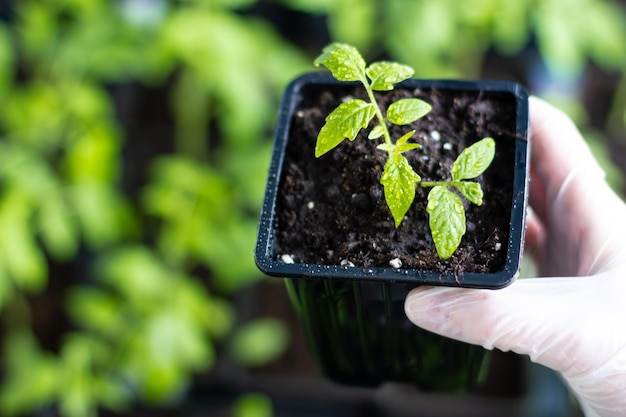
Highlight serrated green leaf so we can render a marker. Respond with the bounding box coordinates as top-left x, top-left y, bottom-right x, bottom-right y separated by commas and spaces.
380, 153, 420, 227
451, 137, 496, 180
370, 127, 420, 153
368, 124, 385, 139
366, 61, 414, 91
396, 129, 417, 146
316, 99, 376, 157
427, 186, 466, 259
387, 98, 432, 125
376, 143, 395, 153
455, 181, 484, 205
396, 143, 421, 153
313, 43, 366, 82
